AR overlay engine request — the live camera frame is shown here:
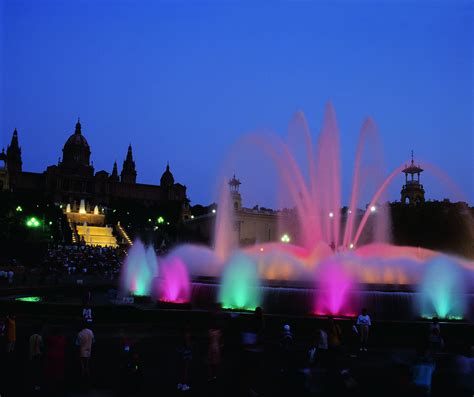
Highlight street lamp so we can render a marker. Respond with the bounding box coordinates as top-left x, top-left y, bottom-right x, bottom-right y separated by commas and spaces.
26, 217, 41, 228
